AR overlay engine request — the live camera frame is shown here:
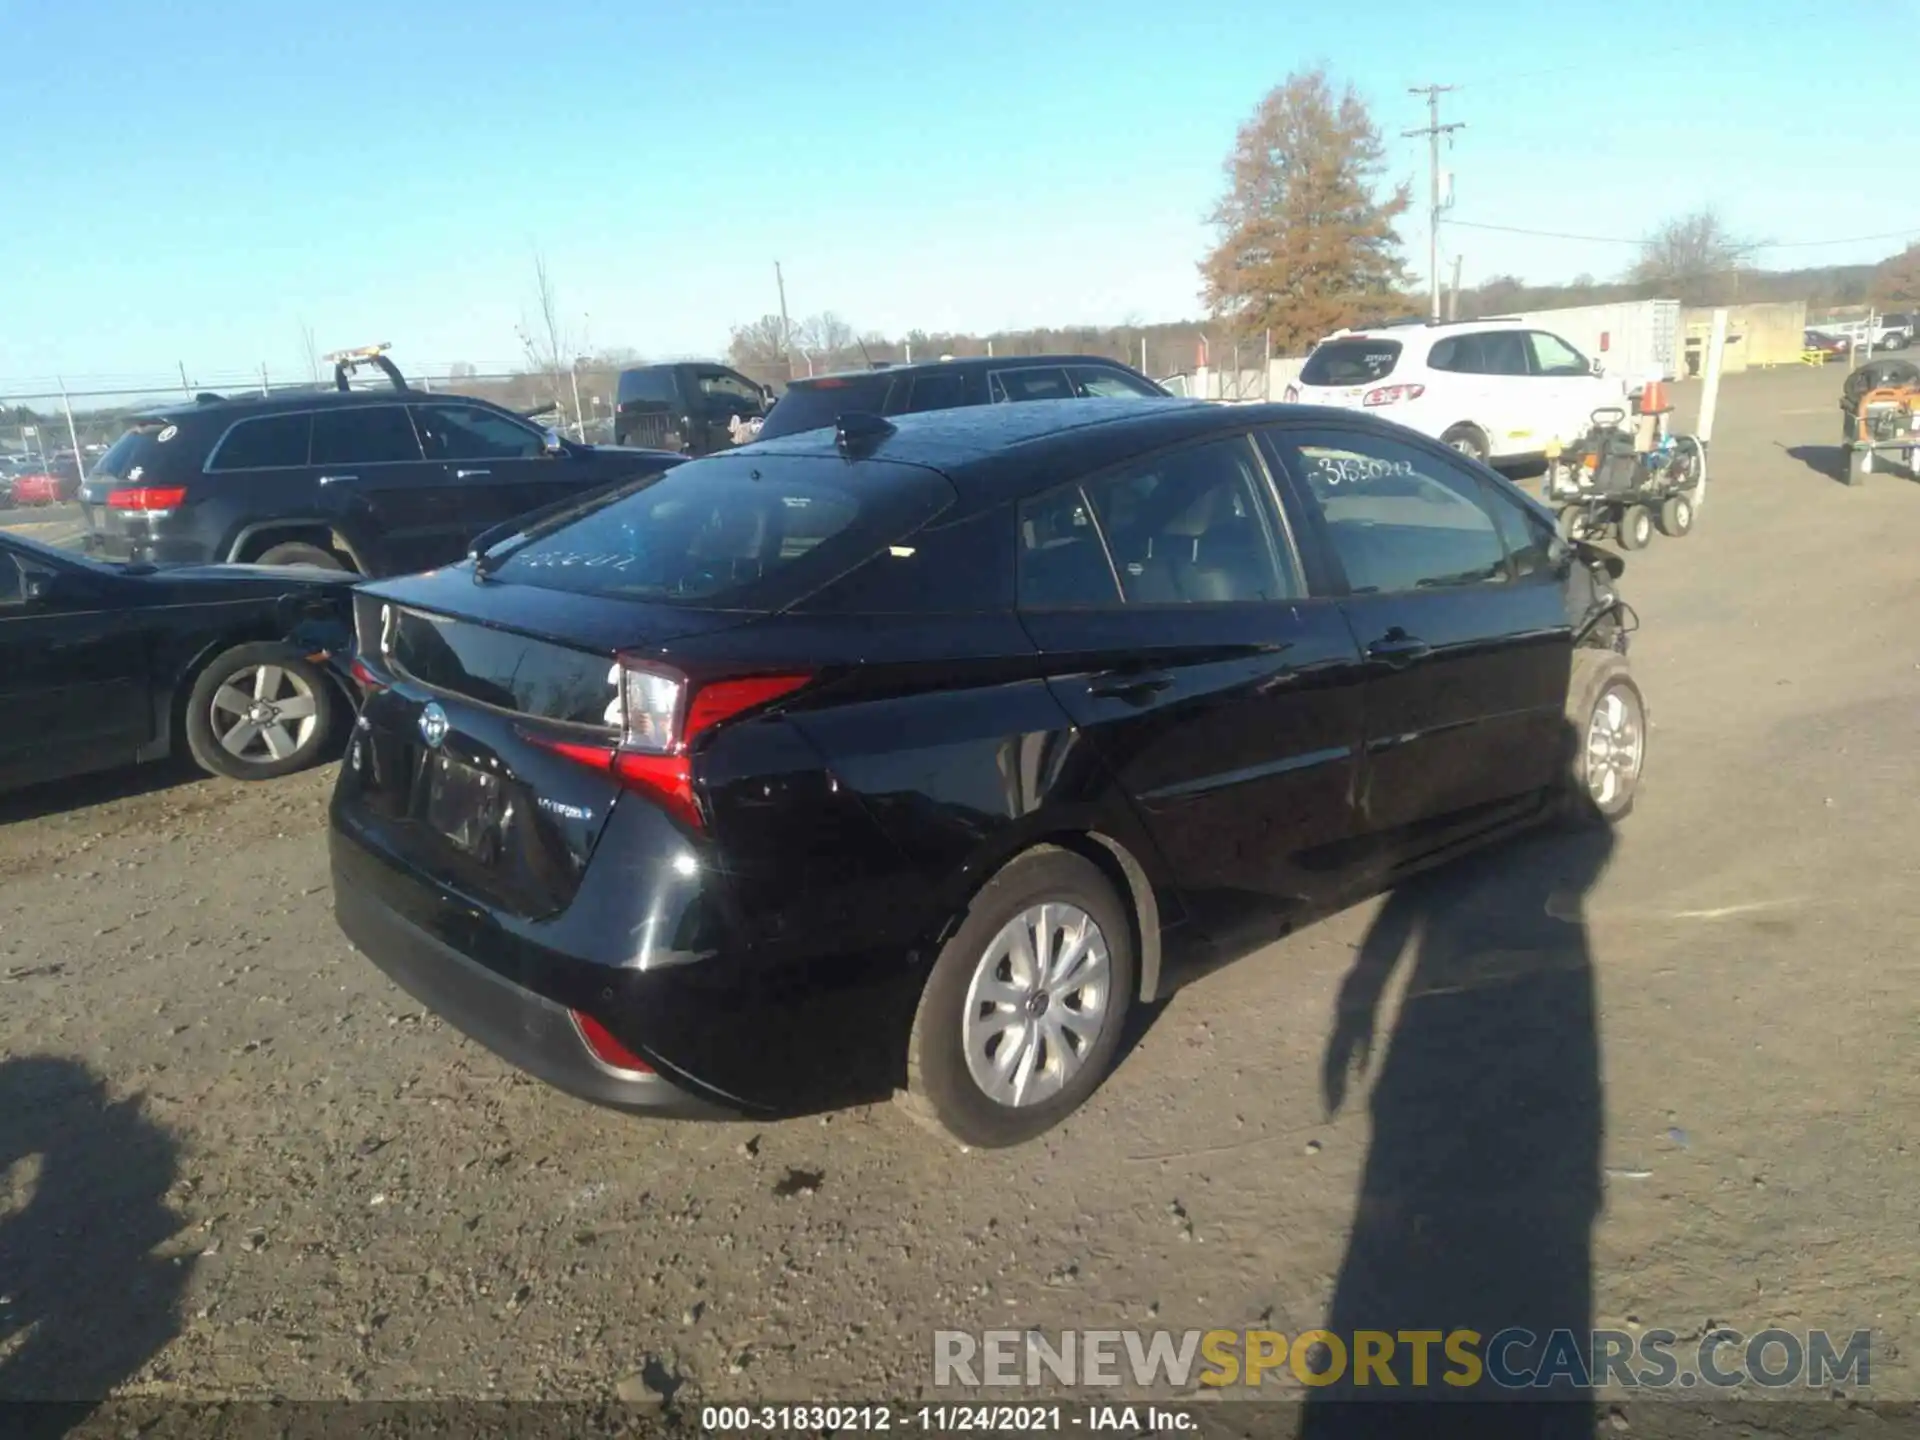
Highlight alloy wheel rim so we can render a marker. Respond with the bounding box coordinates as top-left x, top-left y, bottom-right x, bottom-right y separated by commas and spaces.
211, 664, 319, 764
1585, 684, 1643, 808
963, 902, 1112, 1108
